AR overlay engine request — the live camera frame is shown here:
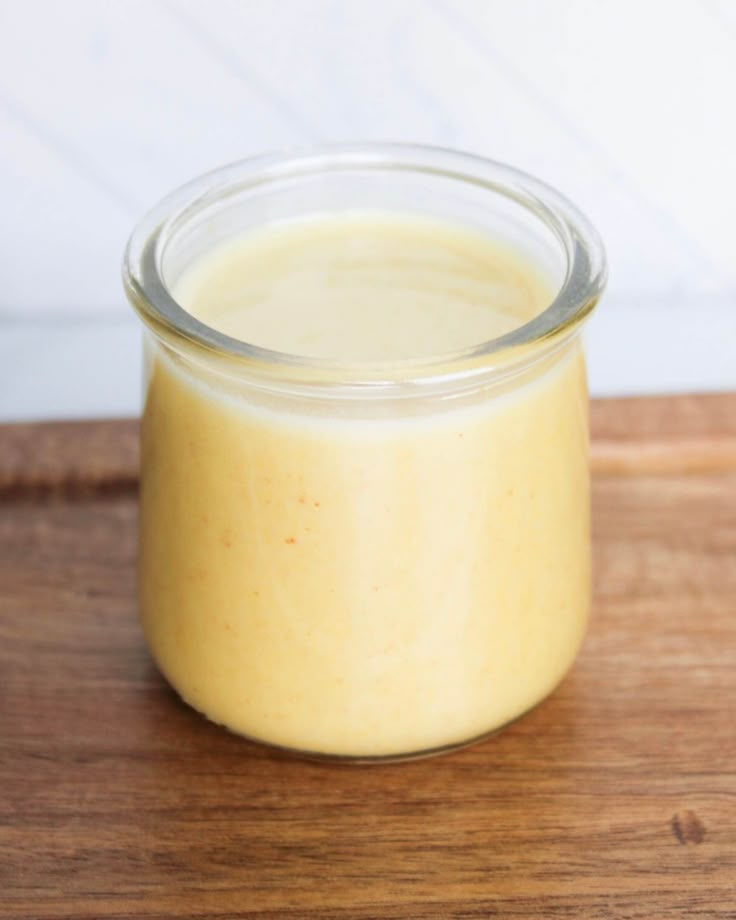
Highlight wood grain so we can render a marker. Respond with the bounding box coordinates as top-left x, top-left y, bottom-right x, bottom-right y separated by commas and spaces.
590, 393, 736, 474
1, 394, 735, 919
0, 418, 138, 498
